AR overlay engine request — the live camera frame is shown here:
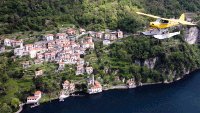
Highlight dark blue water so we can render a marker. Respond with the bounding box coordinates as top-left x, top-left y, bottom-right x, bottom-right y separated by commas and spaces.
22, 71, 200, 113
